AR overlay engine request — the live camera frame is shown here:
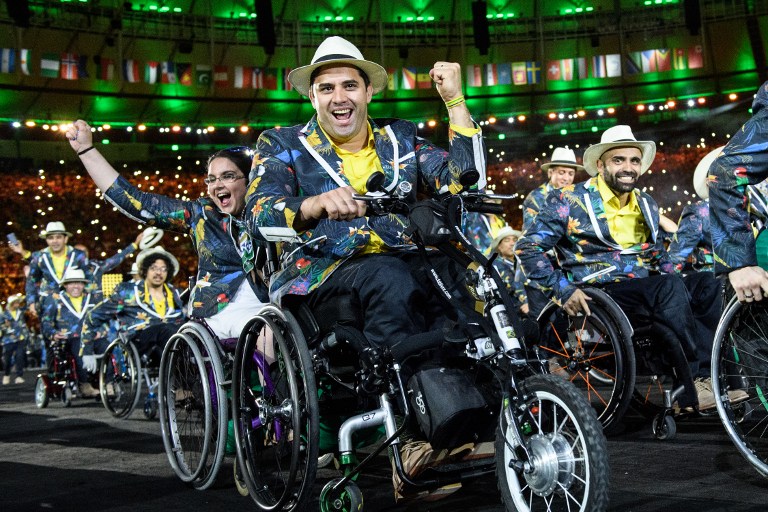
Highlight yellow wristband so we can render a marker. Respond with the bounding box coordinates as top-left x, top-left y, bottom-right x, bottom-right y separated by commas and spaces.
445, 95, 466, 109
